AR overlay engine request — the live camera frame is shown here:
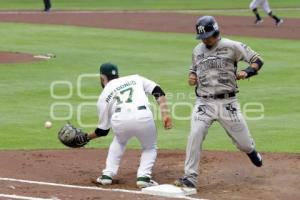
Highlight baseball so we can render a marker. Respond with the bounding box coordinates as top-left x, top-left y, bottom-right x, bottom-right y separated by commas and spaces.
44, 121, 52, 129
